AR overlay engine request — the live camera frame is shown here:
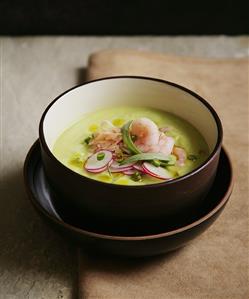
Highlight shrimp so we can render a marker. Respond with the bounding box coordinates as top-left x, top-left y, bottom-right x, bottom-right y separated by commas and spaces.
131, 118, 160, 152
173, 146, 187, 166
146, 134, 174, 155
157, 133, 175, 156
131, 118, 174, 155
